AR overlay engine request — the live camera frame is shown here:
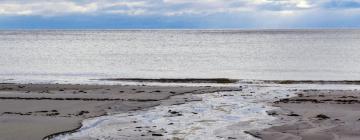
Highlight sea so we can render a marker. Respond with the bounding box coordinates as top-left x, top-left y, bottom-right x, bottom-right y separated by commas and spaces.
1, 29, 360, 84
